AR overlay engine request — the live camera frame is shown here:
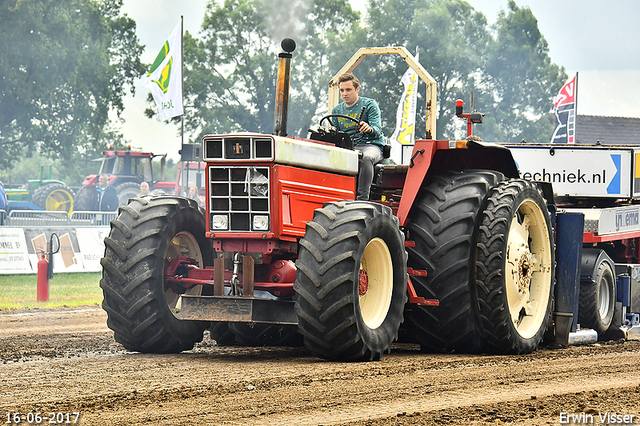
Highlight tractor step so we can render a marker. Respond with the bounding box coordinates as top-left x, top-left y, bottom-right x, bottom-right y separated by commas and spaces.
175, 295, 298, 325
